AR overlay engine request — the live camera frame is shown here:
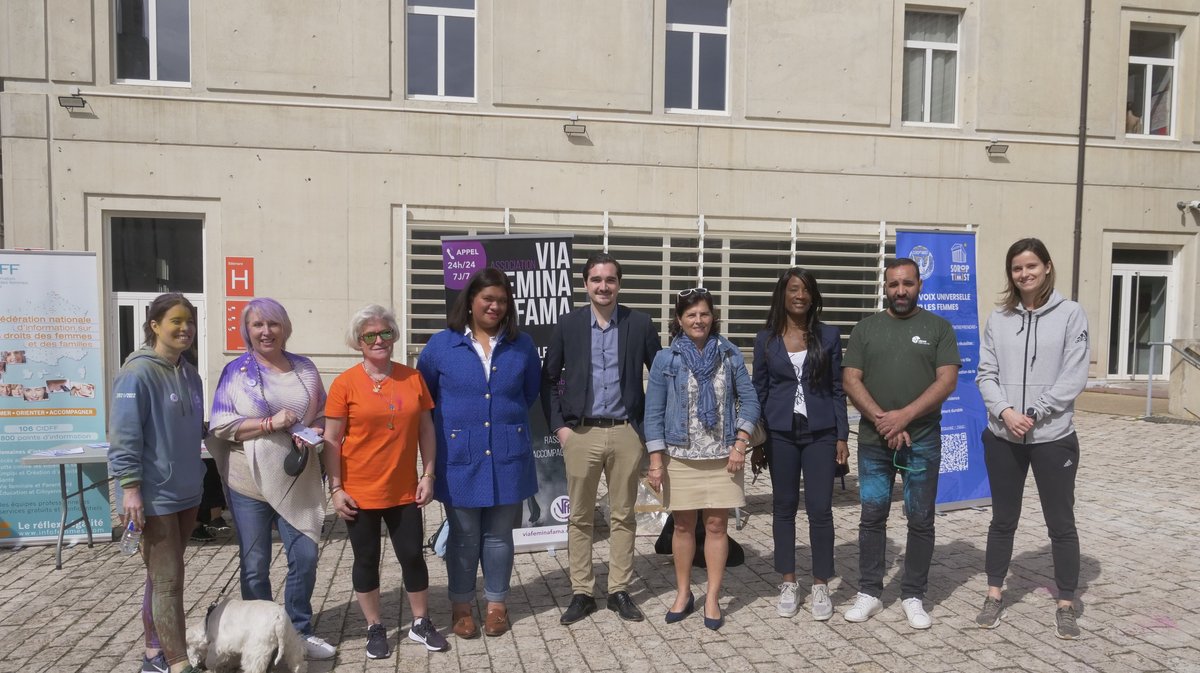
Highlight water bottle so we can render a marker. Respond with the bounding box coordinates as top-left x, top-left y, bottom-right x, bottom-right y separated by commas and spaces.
119, 521, 141, 555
